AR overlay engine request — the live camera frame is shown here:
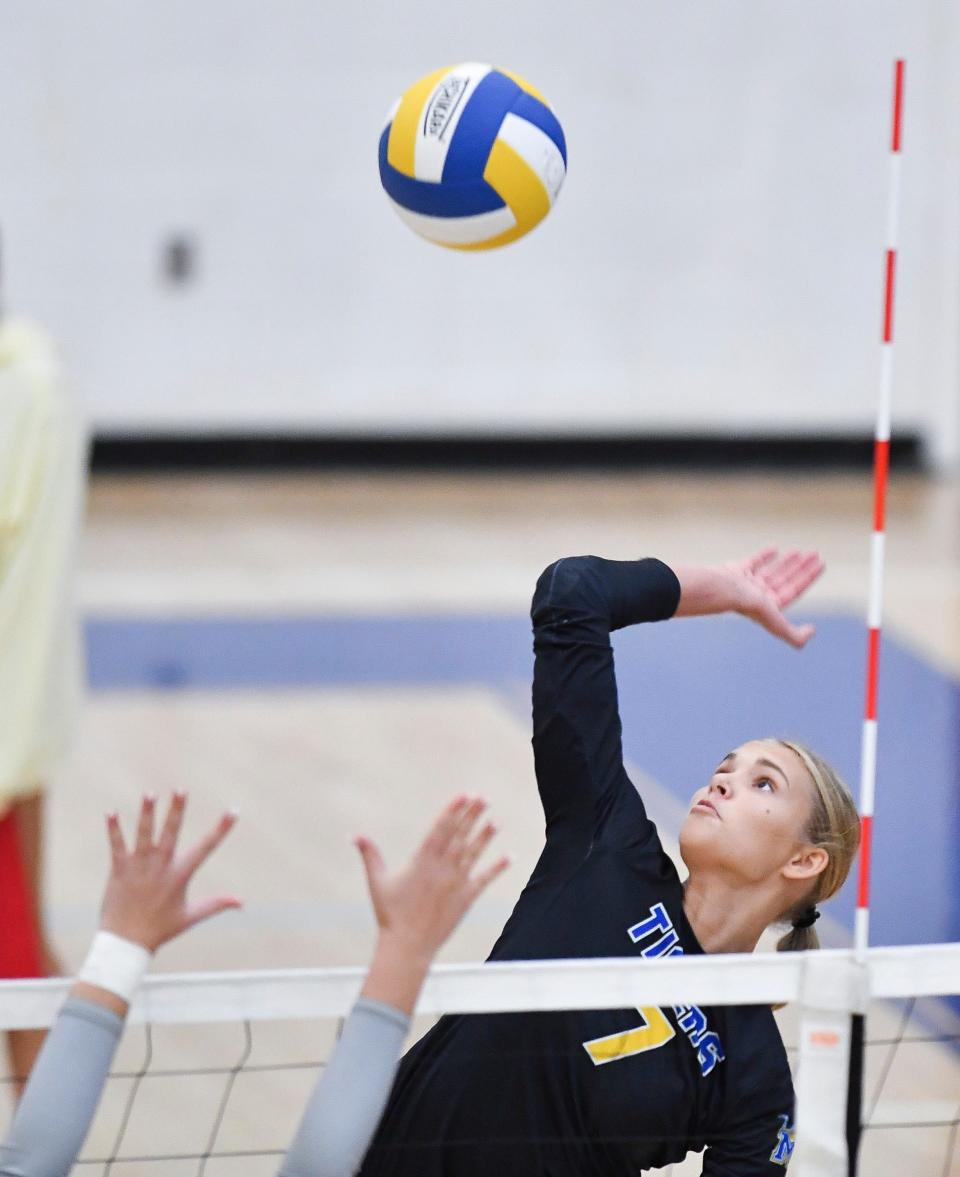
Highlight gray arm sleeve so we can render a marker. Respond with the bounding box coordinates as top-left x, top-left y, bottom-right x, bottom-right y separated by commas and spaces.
0, 998, 124, 1177
278, 997, 409, 1177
